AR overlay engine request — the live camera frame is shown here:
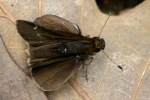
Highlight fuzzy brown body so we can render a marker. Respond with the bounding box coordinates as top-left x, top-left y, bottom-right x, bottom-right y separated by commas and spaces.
16, 14, 105, 91
31, 38, 104, 59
